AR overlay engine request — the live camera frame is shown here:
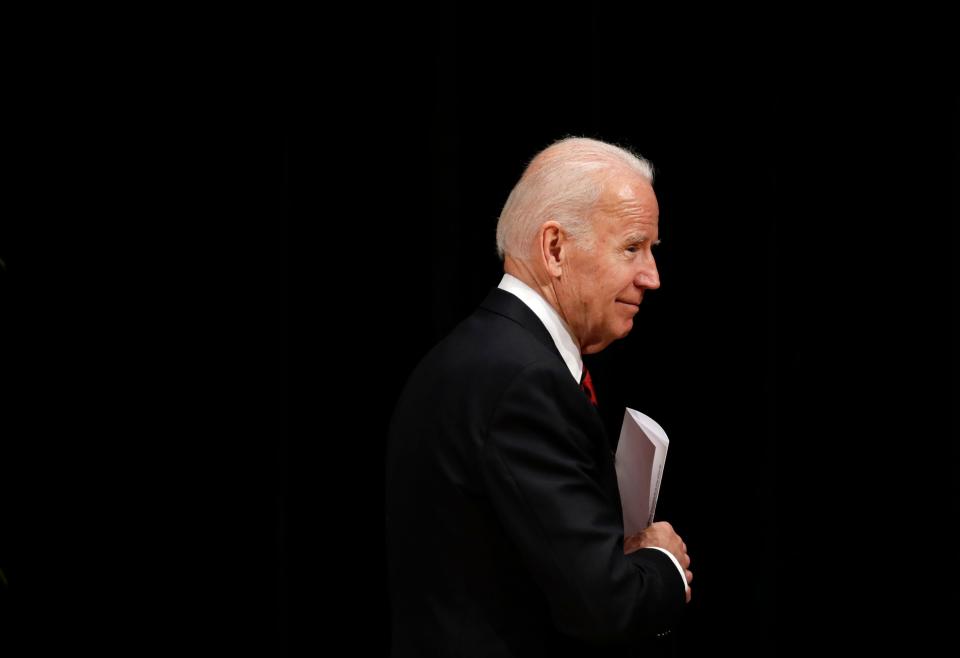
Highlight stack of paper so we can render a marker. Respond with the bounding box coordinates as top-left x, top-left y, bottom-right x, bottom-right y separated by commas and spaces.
615, 408, 670, 536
